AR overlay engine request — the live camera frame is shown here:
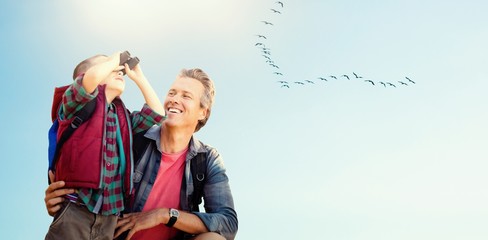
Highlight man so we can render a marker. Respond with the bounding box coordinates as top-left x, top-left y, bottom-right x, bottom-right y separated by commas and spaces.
45, 68, 238, 240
